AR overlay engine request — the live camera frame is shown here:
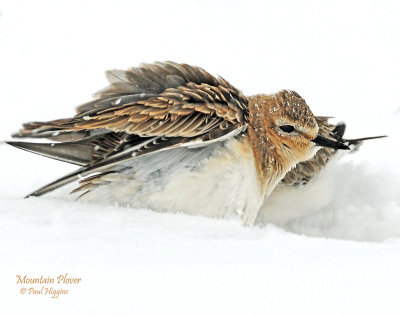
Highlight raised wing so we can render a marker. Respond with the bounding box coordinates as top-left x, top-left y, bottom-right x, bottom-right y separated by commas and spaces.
15, 61, 247, 139
10, 62, 249, 196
